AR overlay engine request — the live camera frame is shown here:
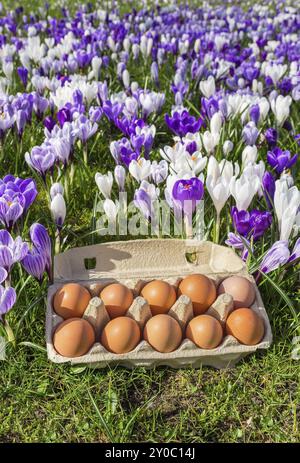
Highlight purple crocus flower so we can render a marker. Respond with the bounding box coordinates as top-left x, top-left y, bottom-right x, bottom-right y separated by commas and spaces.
21, 249, 47, 282
201, 97, 219, 119
134, 188, 153, 220
165, 110, 203, 137
265, 128, 278, 148
110, 138, 139, 167
267, 147, 298, 174
0, 285, 16, 319
29, 223, 52, 279
231, 207, 272, 241
0, 230, 28, 272
57, 107, 72, 127
25, 145, 56, 179
262, 171, 275, 209
15, 109, 27, 139
17, 66, 28, 87
71, 115, 98, 143
242, 122, 259, 145
172, 177, 204, 213
249, 209, 273, 240
0, 175, 37, 212
260, 240, 290, 273
249, 104, 260, 125
43, 116, 56, 133
231, 208, 251, 236
0, 193, 25, 230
